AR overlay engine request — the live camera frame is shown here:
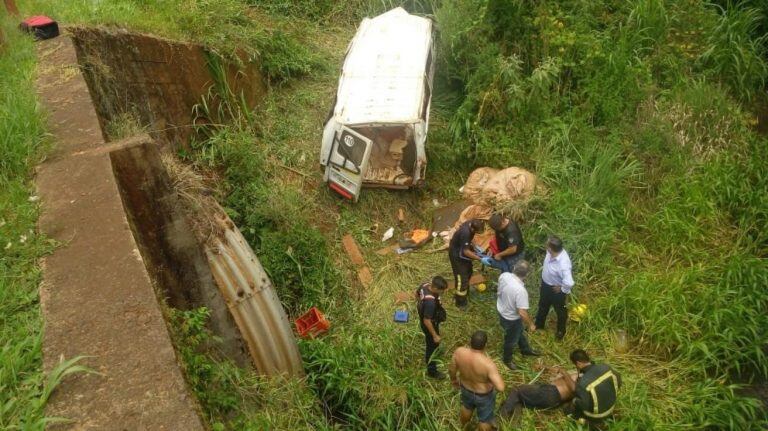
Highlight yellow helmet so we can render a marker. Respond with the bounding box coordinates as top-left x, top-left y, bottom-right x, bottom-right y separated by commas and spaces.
476, 283, 487, 293
571, 303, 588, 322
